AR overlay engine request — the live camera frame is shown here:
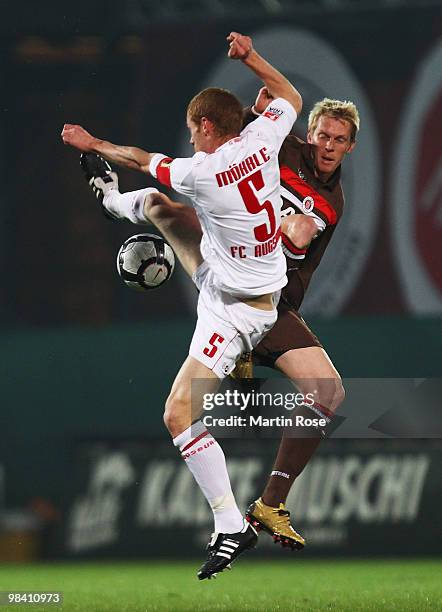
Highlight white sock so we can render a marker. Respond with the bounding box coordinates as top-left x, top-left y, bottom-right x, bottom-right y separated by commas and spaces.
173, 421, 244, 534
103, 188, 158, 225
